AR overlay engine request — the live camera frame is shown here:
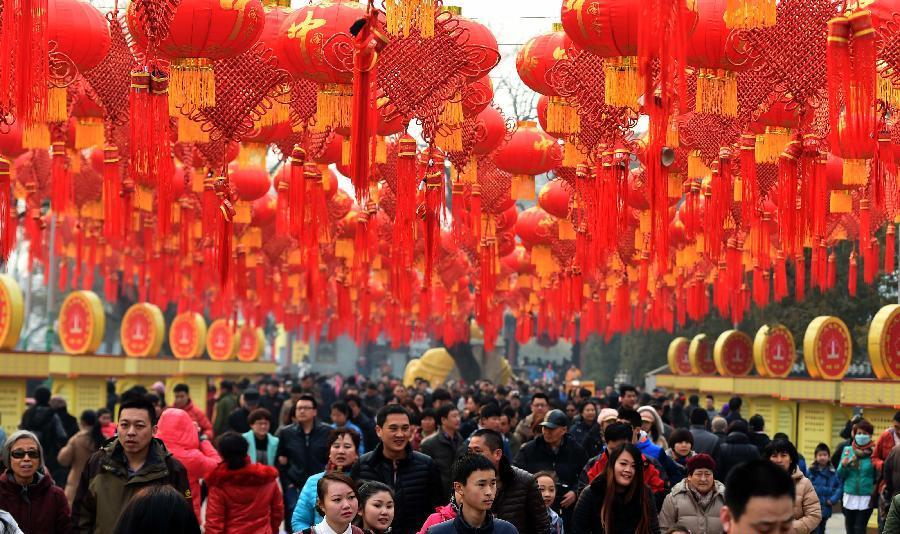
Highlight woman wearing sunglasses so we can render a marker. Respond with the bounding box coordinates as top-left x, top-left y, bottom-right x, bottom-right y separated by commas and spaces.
0, 430, 71, 533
